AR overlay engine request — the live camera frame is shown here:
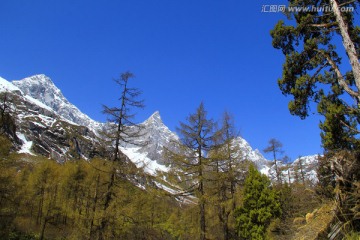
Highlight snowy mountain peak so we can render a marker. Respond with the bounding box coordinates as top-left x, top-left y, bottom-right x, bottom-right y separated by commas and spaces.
146, 111, 162, 123
12, 74, 102, 130
12, 74, 67, 109
13, 74, 57, 89
142, 111, 177, 139
19, 74, 55, 86
233, 137, 269, 172
142, 111, 170, 132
